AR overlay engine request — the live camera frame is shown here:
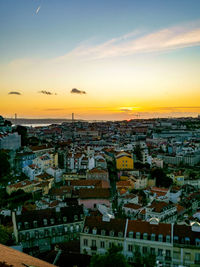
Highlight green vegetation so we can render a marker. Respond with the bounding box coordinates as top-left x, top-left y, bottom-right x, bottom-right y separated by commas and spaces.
0, 225, 12, 245
150, 168, 173, 188
0, 150, 10, 180
89, 245, 130, 267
